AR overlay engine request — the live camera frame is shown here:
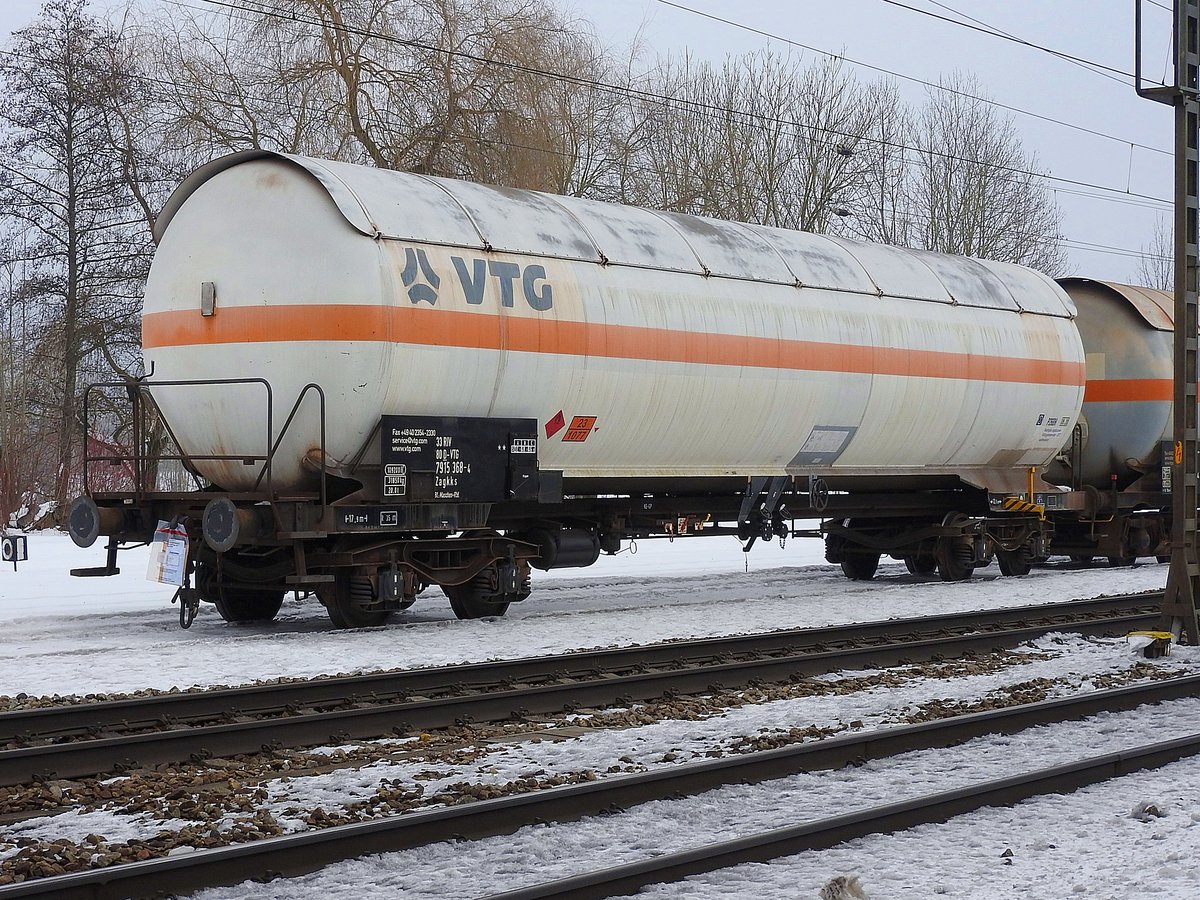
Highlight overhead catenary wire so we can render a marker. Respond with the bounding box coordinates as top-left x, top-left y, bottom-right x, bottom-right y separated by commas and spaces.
650, 0, 1173, 158
0, 0, 1170, 267
185, 0, 1172, 211
916, 0, 1158, 91
0, 30, 1163, 231
644, 0, 1175, 264
1061, 238, 1169, 263
875, 0, 1137, 83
